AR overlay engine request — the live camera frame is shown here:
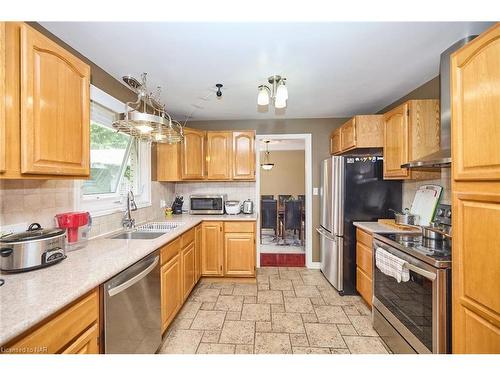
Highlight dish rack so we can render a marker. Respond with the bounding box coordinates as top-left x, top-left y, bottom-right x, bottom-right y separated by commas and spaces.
135, 222, 182, 232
